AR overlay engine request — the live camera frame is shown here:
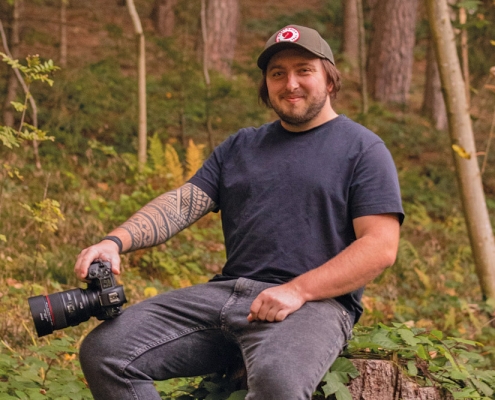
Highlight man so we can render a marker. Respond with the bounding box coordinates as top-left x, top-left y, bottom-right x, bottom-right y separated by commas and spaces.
75, 25, 404, 400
